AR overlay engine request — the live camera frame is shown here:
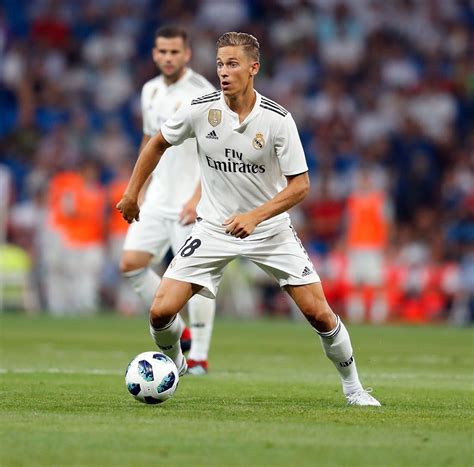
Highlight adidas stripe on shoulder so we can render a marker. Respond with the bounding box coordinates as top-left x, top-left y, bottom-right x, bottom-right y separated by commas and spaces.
191, 91, 221, 105
260, 97, 288, 117
194, 90, 221, 100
